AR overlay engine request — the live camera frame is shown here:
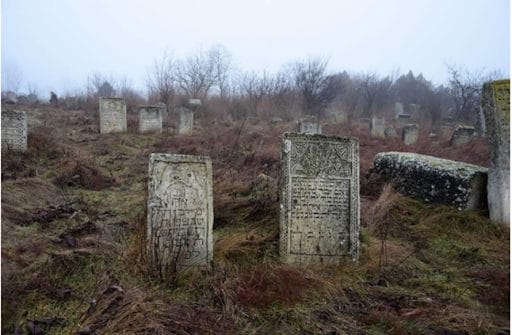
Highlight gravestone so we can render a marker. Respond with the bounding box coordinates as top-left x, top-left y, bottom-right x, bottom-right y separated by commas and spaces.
402, 124, 419, 145
188, 99, 201, 107
138, 105, 163, 133
370, 117, 385, 138
99, 97, 127, 134
385, 126, 398, 138
394, 102, 404, 116
177, 107, 194, 135
1, 110, 27, 152
155, 102, 167, 114
297, 120, 322, 134
481, 79, 510, 225
279, 133, 360, 264
450, 125, 475, 146
147, 153, 213, 280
